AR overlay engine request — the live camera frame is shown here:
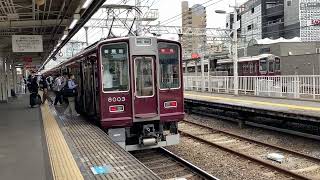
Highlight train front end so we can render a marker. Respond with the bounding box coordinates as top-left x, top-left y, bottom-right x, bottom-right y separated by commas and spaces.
98, 37, 184, 151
